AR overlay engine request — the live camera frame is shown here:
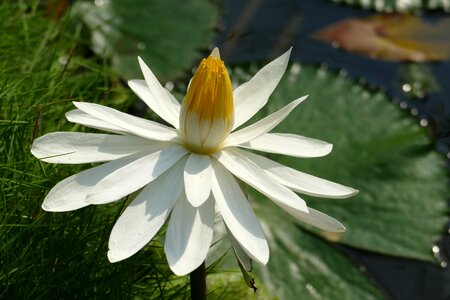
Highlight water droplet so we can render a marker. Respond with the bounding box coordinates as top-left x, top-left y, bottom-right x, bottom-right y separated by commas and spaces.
441, 261, 448, 268
420, 119, 428, 127
432, 245, 440, 254
410, 108, 418, 116
375, 0, 385, 11
290, 63, 301, 75
165, 81, 174, 91
362, 91, 370, 100
399, 101, 408, 109
402, 83, 412, 93
361, 0, 371, 8
317, 68, 326, 78
339, 69, 347, 77
59, 56, 68, 65
416, 90, 425, 99
95, 0, 108, 6
137, 42, 146, 50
